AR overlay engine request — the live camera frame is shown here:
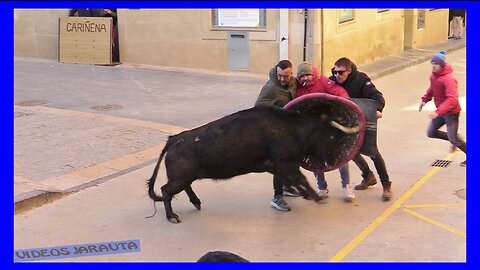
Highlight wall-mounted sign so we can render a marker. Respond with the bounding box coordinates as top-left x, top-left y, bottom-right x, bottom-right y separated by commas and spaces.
217, 9, 260, 27
58, 17, 112, 65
